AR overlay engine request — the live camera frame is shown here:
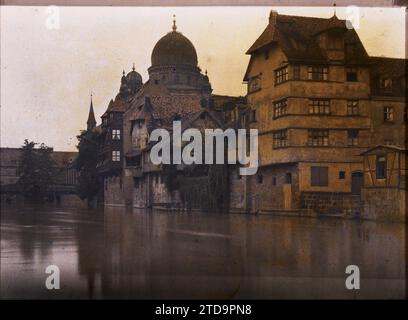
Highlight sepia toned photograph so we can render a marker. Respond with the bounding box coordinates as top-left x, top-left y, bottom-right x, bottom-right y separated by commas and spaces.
0, 0, 406, 306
